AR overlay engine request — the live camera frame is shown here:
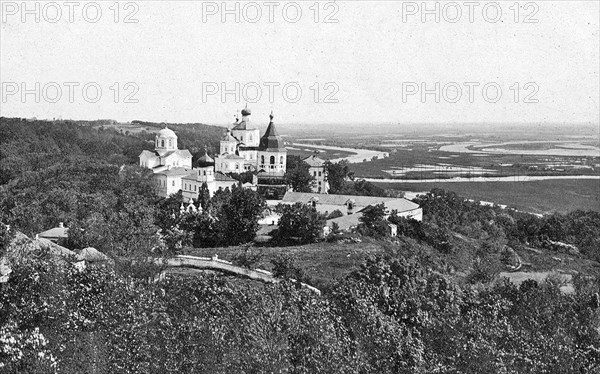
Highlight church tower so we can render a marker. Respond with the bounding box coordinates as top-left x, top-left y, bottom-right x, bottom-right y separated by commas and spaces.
258, 112, 287, 174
